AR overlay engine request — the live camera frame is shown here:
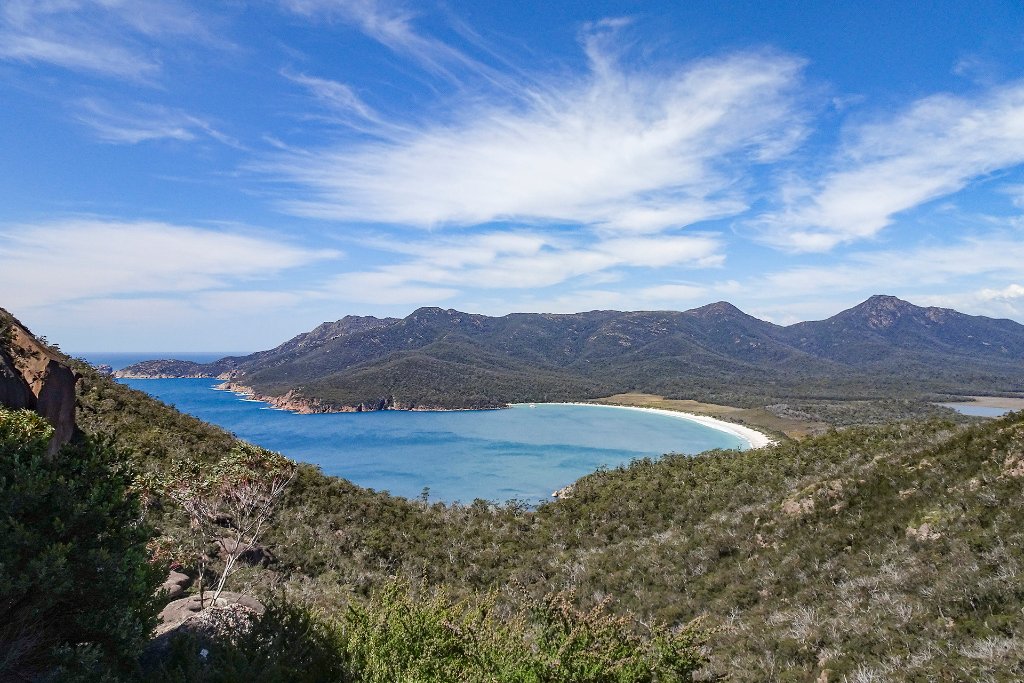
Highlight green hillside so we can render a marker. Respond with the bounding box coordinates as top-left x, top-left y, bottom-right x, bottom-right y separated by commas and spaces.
79, 353, 1024, 679
5, 307, 1024, 680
